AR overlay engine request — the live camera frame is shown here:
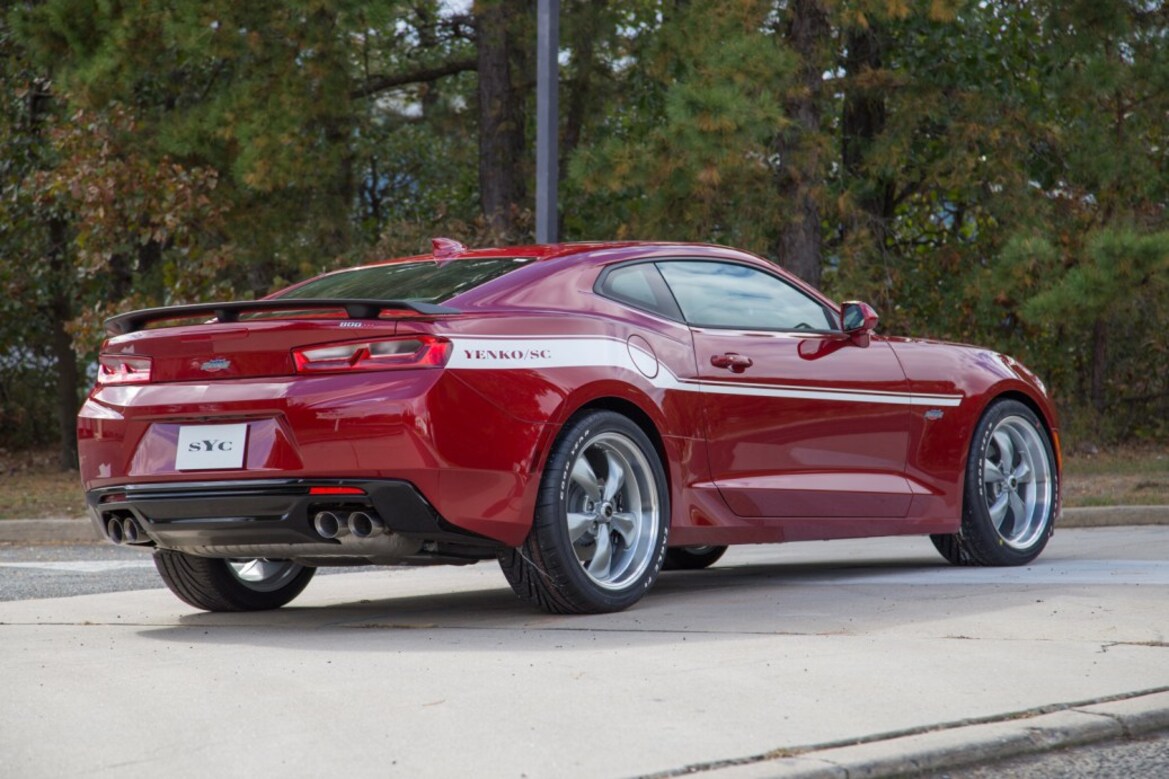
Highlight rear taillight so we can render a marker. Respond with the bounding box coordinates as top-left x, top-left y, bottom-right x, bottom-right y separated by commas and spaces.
292, 336, 451, 373
97, 354, 153, 385
308, 486, 366, 496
